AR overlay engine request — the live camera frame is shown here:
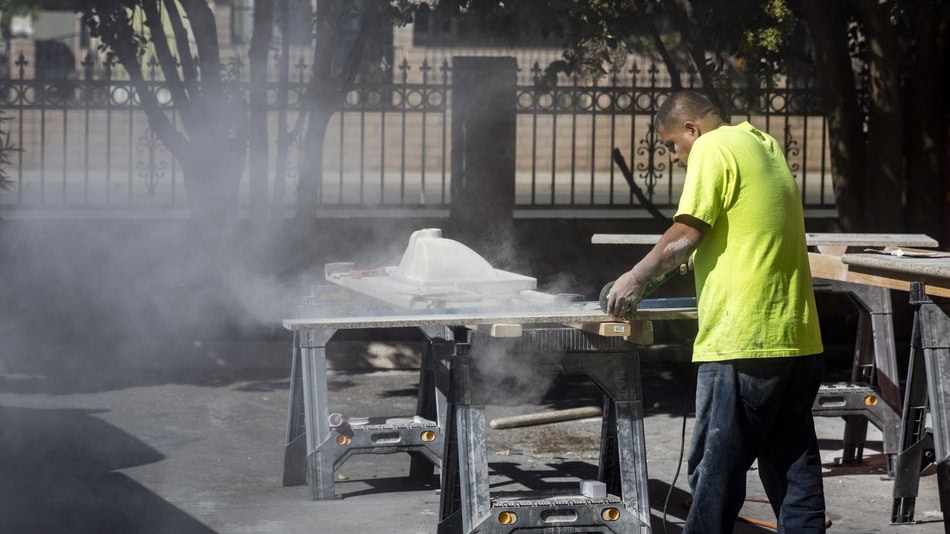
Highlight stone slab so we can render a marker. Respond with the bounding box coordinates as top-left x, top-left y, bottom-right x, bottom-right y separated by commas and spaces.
842, 254, 950, 282
284, 303, 697, 331
592, 232, 939, 248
